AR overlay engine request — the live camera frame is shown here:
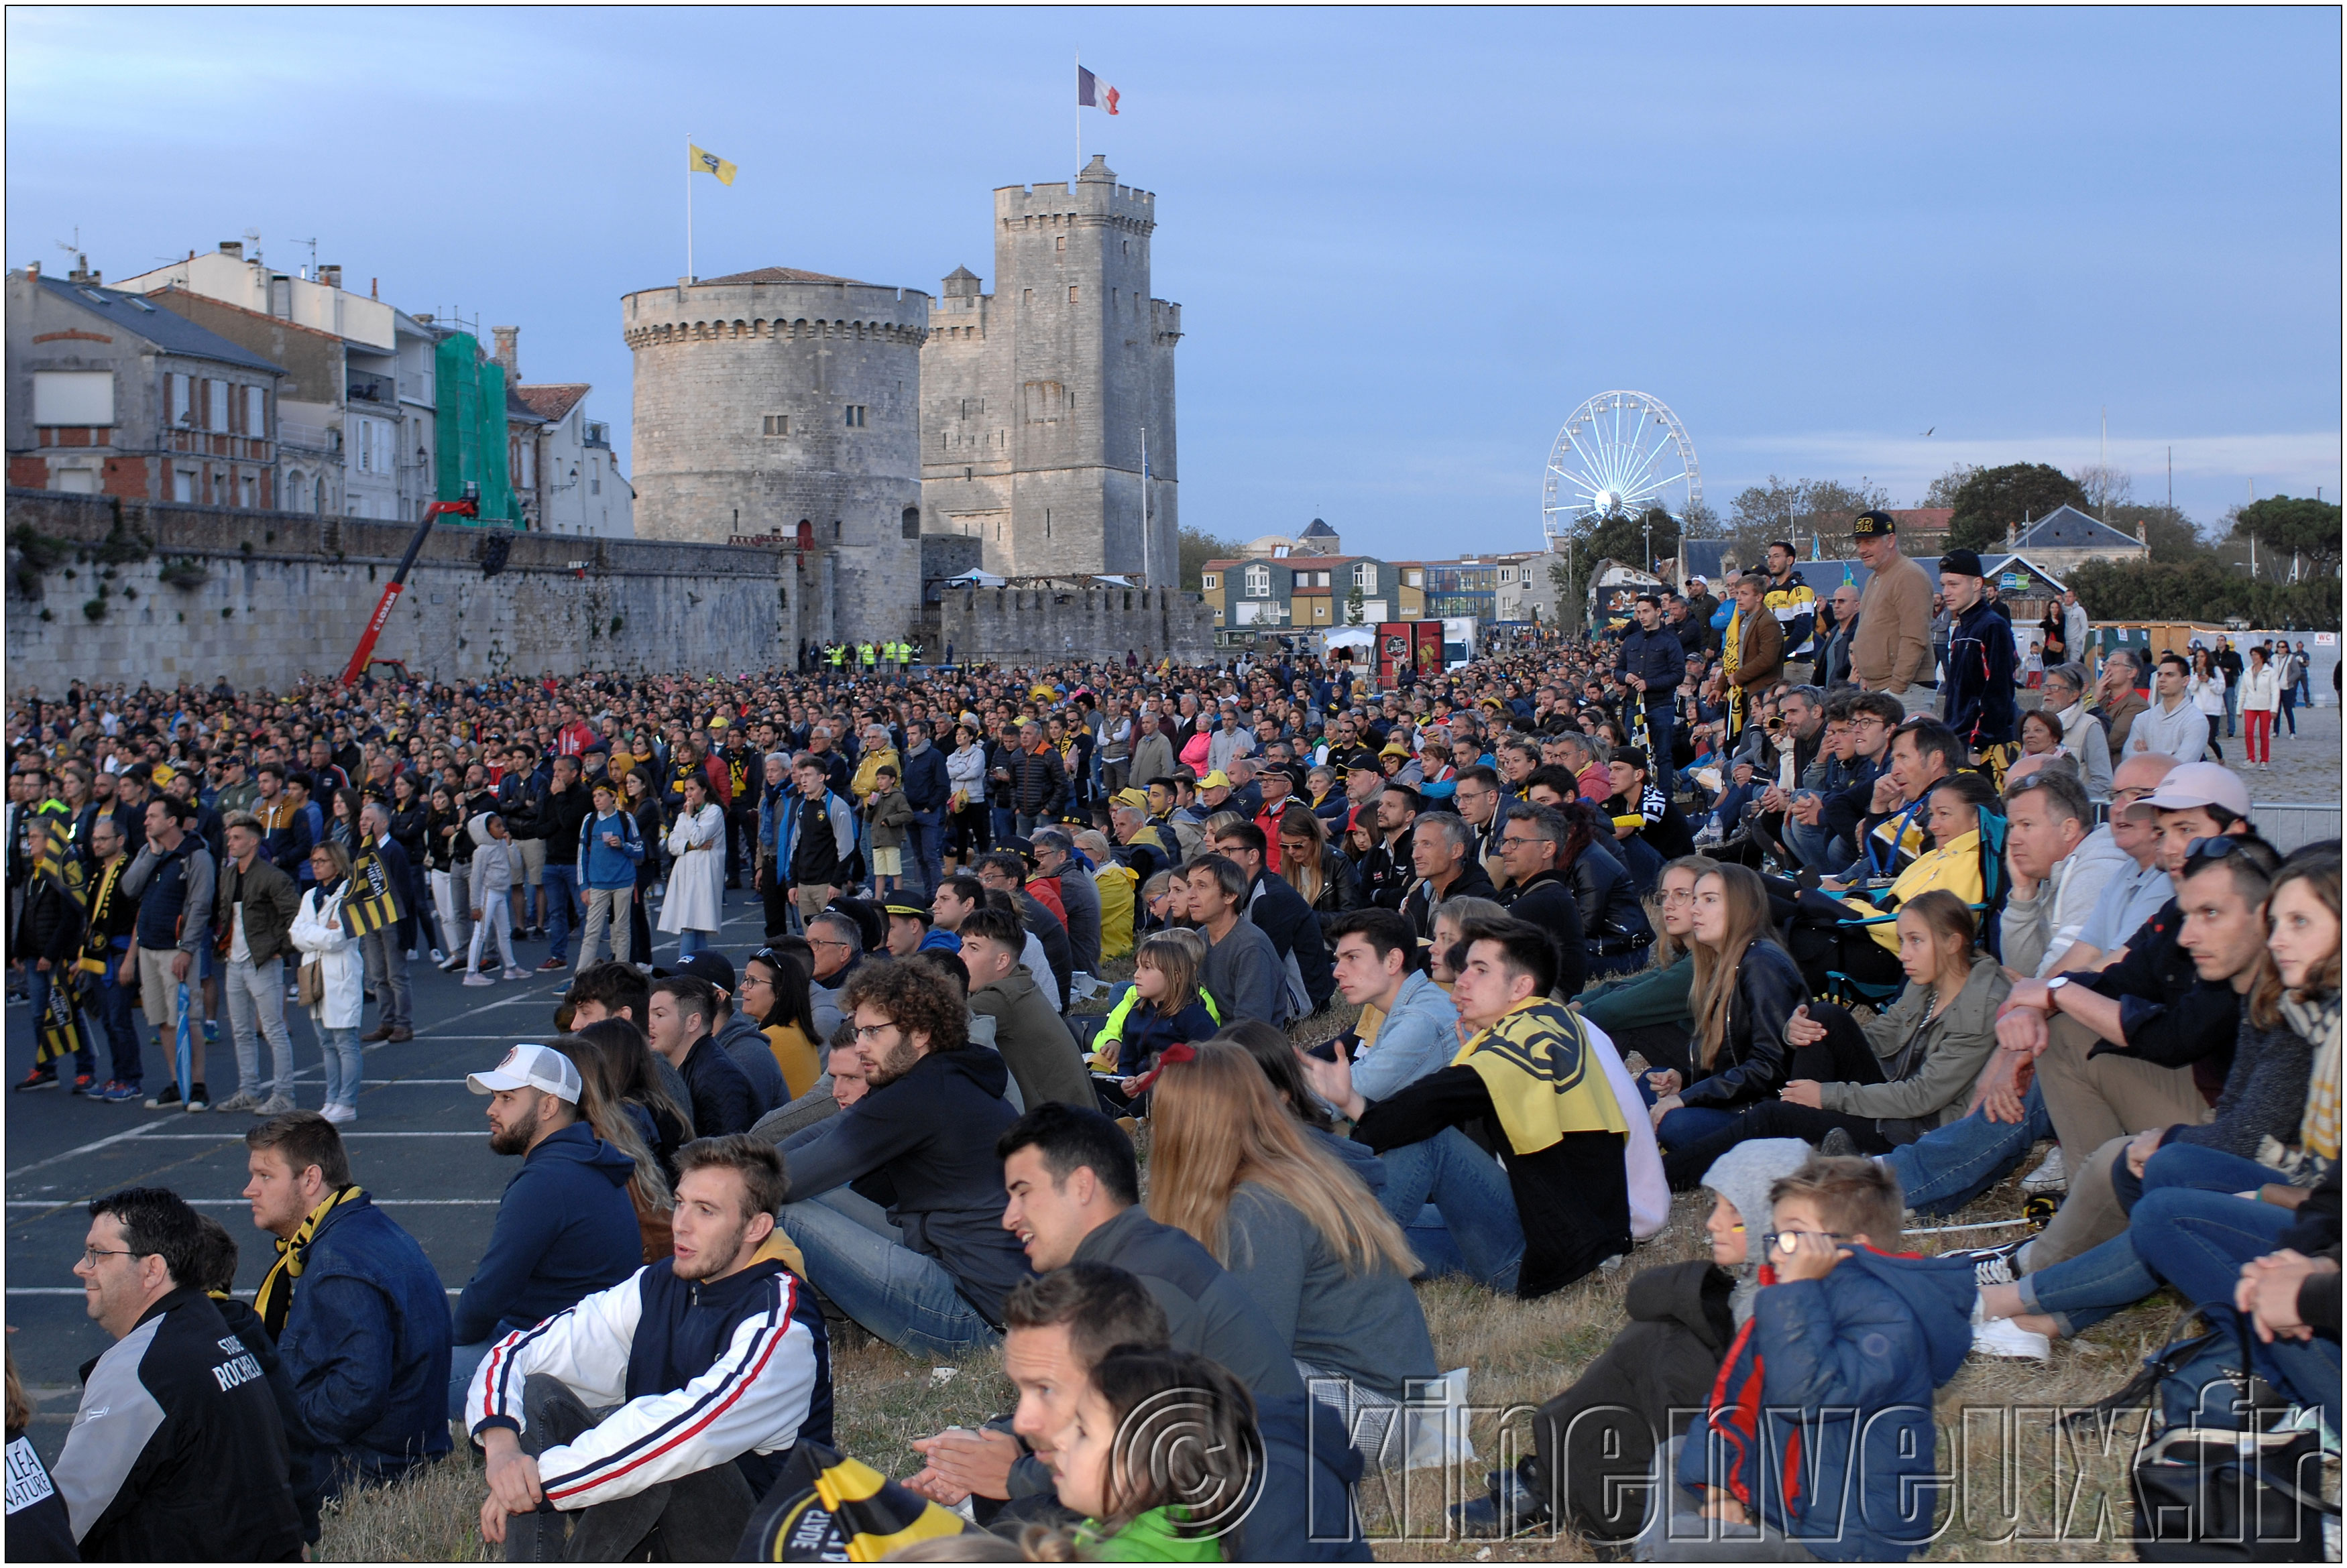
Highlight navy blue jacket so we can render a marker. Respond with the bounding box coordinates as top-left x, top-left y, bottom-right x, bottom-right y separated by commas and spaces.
1941, 599, 2017, 751
678, 1031, 759, 1138
453, 1122, 643, 1345
900, 739, 951, 815
1613, 625, 1686, 708
275, 1193, 452, 1480
1245, 869, 1336, 1012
